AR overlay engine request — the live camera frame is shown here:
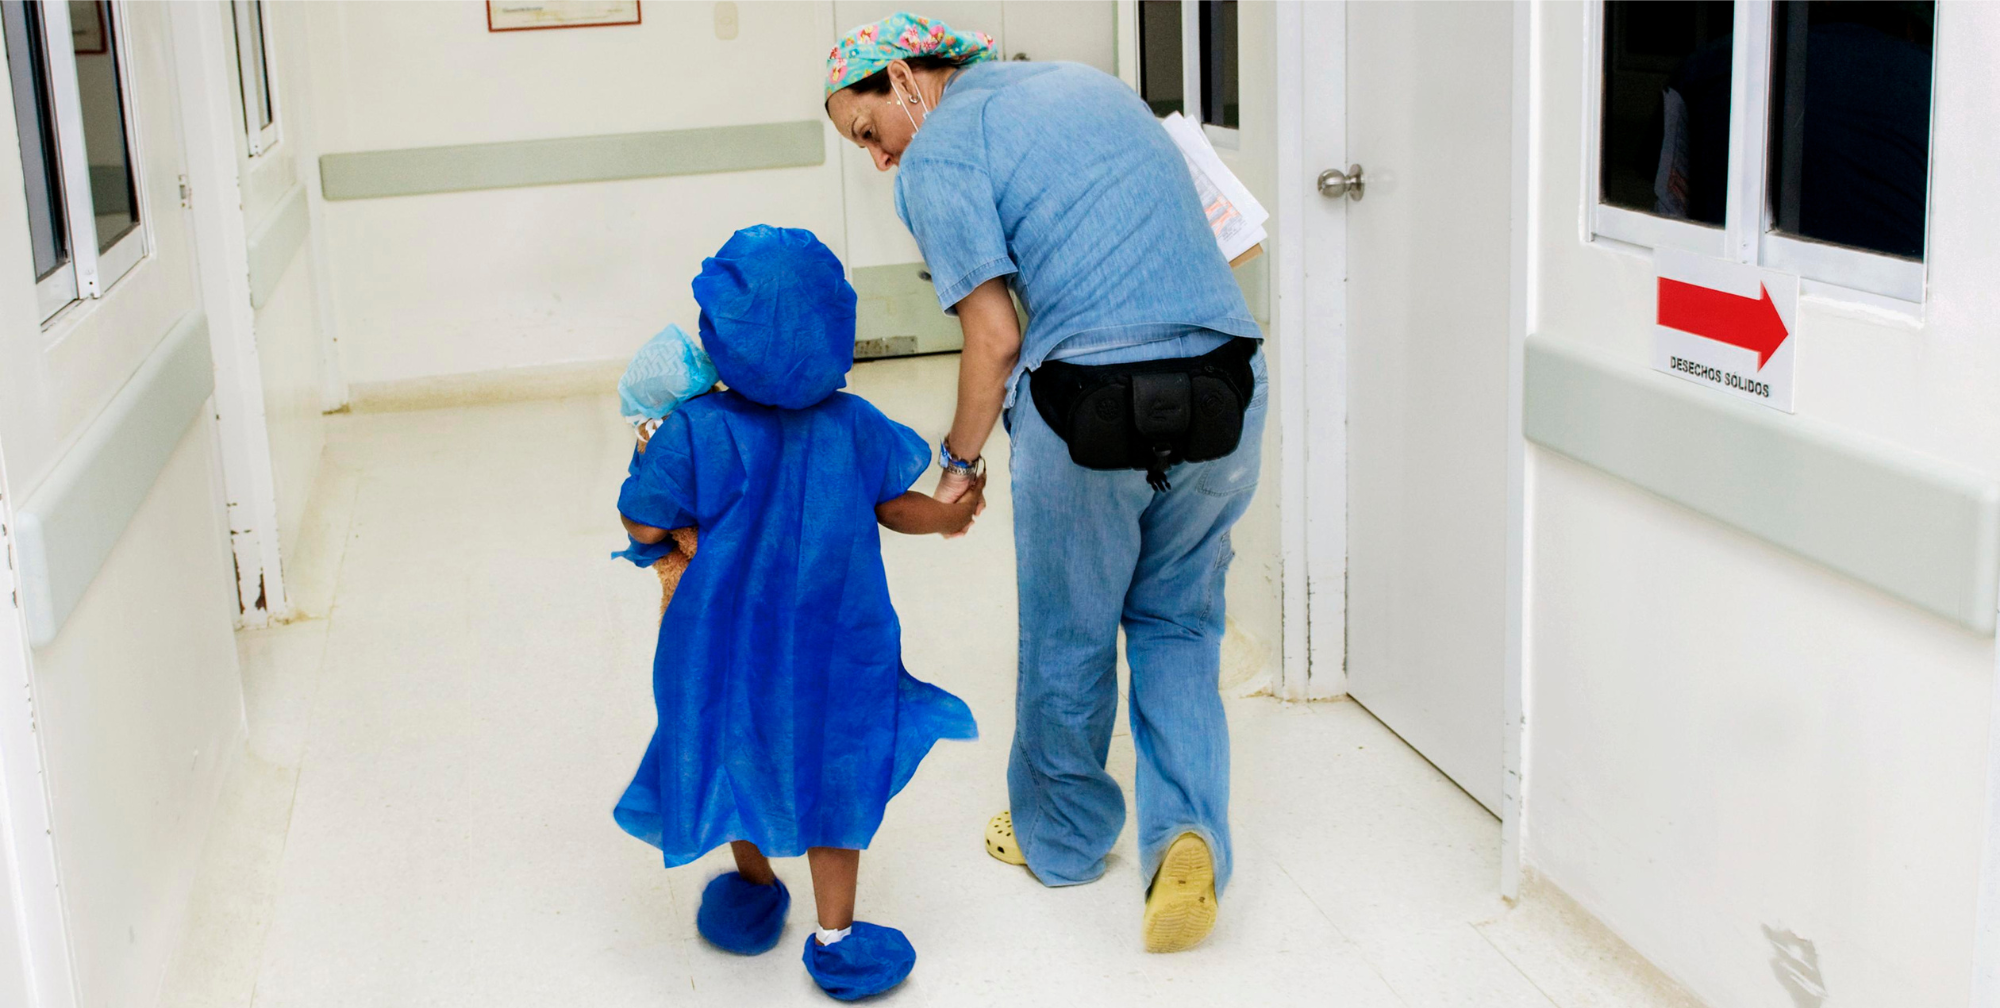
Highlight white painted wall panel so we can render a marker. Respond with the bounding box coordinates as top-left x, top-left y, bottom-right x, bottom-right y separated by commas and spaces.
255, 250, 326, 565
1524, 3, 2000, 1005
303, 0, 848, 387
31, 421, 243, 1008
1529, 450, 1989, 1007
0, 825, 30, 1008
